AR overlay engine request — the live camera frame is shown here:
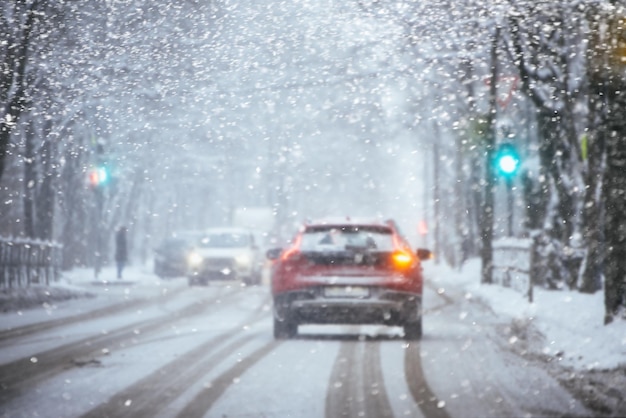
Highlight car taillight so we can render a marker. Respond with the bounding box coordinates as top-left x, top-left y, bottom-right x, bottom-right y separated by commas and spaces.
391, 250, 415, 269
280, 235, 302, 261
390, 234, 416, 270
